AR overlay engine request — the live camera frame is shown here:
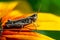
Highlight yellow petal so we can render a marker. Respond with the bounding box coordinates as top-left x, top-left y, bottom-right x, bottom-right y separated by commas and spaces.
7, 1, 18, 10
0, 2, 18, 11
0, 1, 18, 18
36, 13, 60, 30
